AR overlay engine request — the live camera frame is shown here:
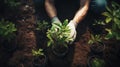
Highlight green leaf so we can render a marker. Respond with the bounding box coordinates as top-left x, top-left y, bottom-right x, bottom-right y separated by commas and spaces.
107, 33, 114, 39
91, 34, 95, 41
47, 41, 51, 47
106, 6, 112, 13
105, 17, 112, 23
63, 19, 68, 26
114, 18, 120, 24
105, 28, 112, 34
105, 29, 114, 40
32, 48, 44, 57
88, 40, 93, 45
38, 49, 43, 52
112, 1, 120, 7
102, 12, 112, 17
